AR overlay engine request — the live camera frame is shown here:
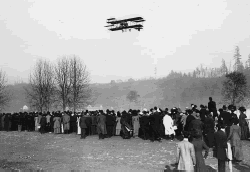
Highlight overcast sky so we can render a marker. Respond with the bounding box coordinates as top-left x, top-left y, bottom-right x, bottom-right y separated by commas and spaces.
0, 0, 250, 84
